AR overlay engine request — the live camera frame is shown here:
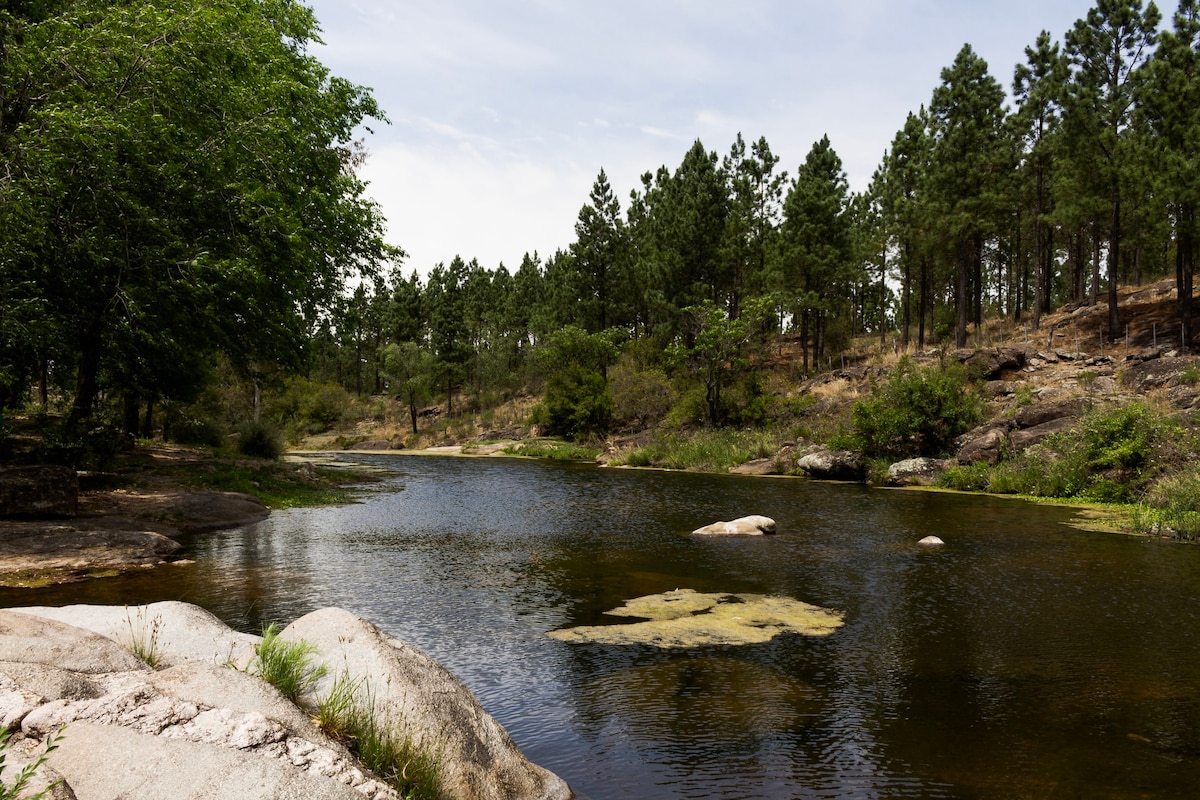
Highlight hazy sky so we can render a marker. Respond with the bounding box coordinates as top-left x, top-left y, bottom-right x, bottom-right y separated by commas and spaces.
304, 0, 1103, 278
